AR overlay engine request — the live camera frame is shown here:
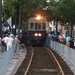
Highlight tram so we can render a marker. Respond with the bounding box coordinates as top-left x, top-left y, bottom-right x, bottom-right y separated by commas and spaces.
22, 15, 48, 45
